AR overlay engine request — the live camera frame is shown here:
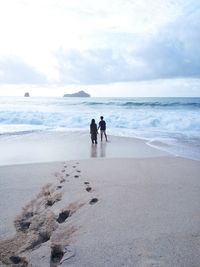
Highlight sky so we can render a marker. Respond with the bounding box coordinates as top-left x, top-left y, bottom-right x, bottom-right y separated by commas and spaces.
0, 0, 200, 97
